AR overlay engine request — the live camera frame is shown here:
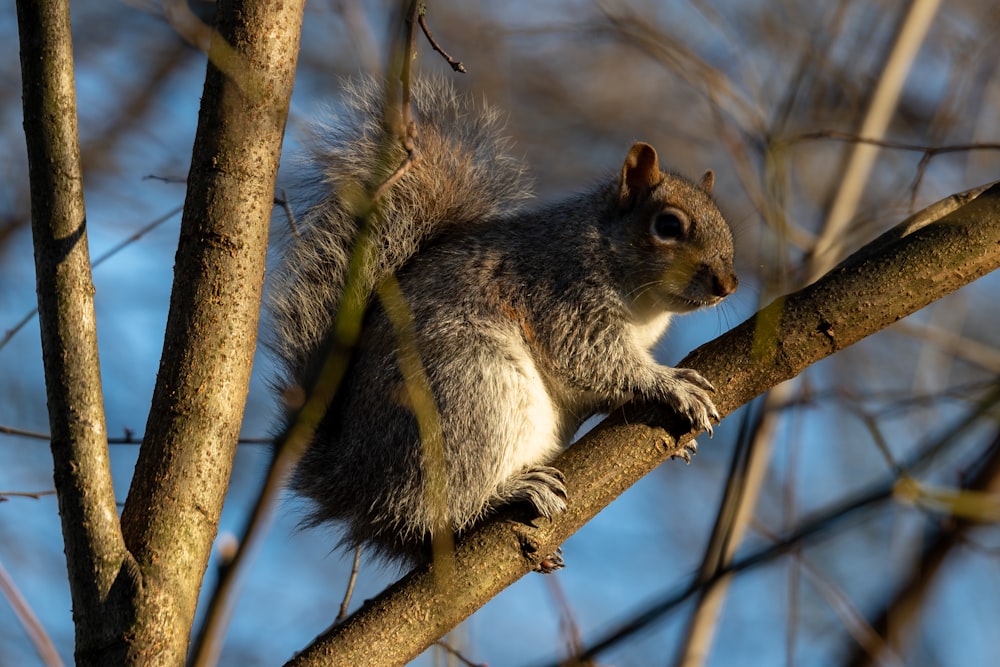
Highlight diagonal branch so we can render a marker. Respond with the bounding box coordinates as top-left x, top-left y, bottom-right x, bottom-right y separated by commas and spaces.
15, 0, 134, 661
287, 181, 1000, 666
